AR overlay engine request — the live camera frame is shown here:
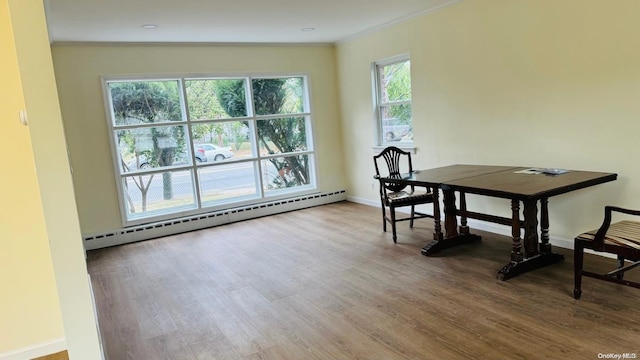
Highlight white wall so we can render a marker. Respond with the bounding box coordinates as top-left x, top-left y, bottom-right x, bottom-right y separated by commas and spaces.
337, 0, 637, 243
